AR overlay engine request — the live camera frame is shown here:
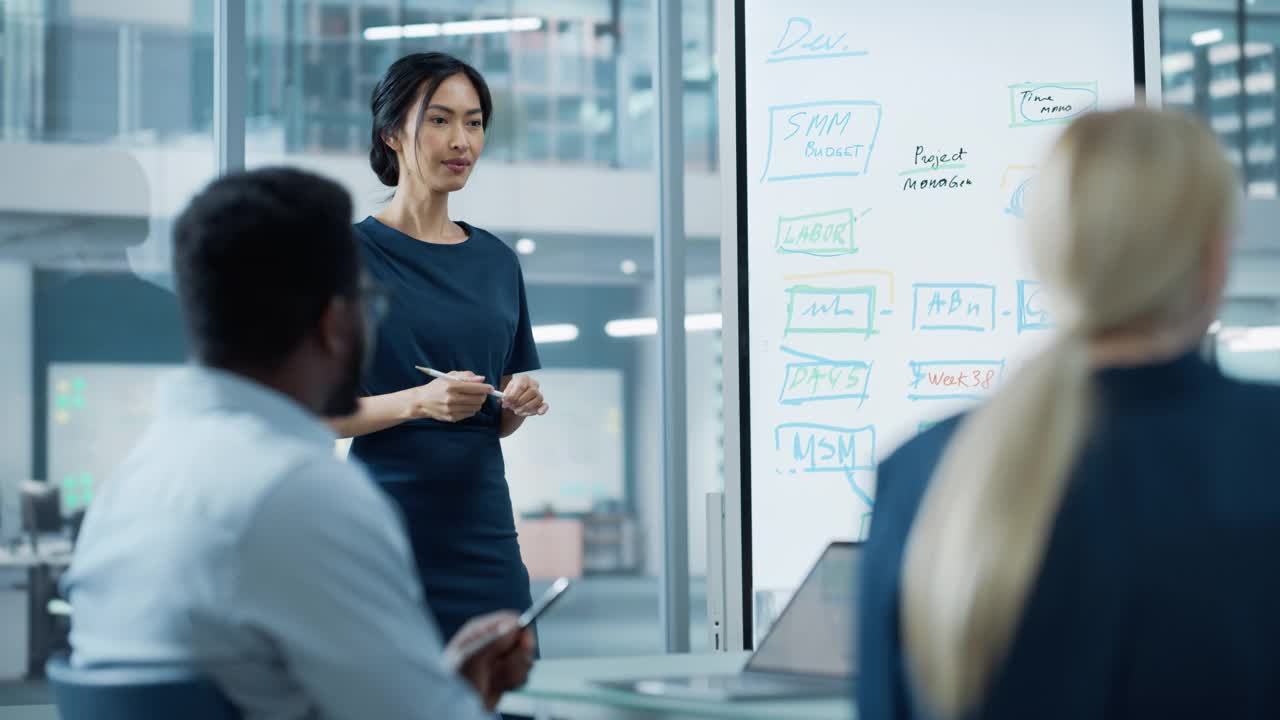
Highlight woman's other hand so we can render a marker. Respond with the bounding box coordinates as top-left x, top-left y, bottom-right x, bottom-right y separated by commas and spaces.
501, 375, 549, 417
